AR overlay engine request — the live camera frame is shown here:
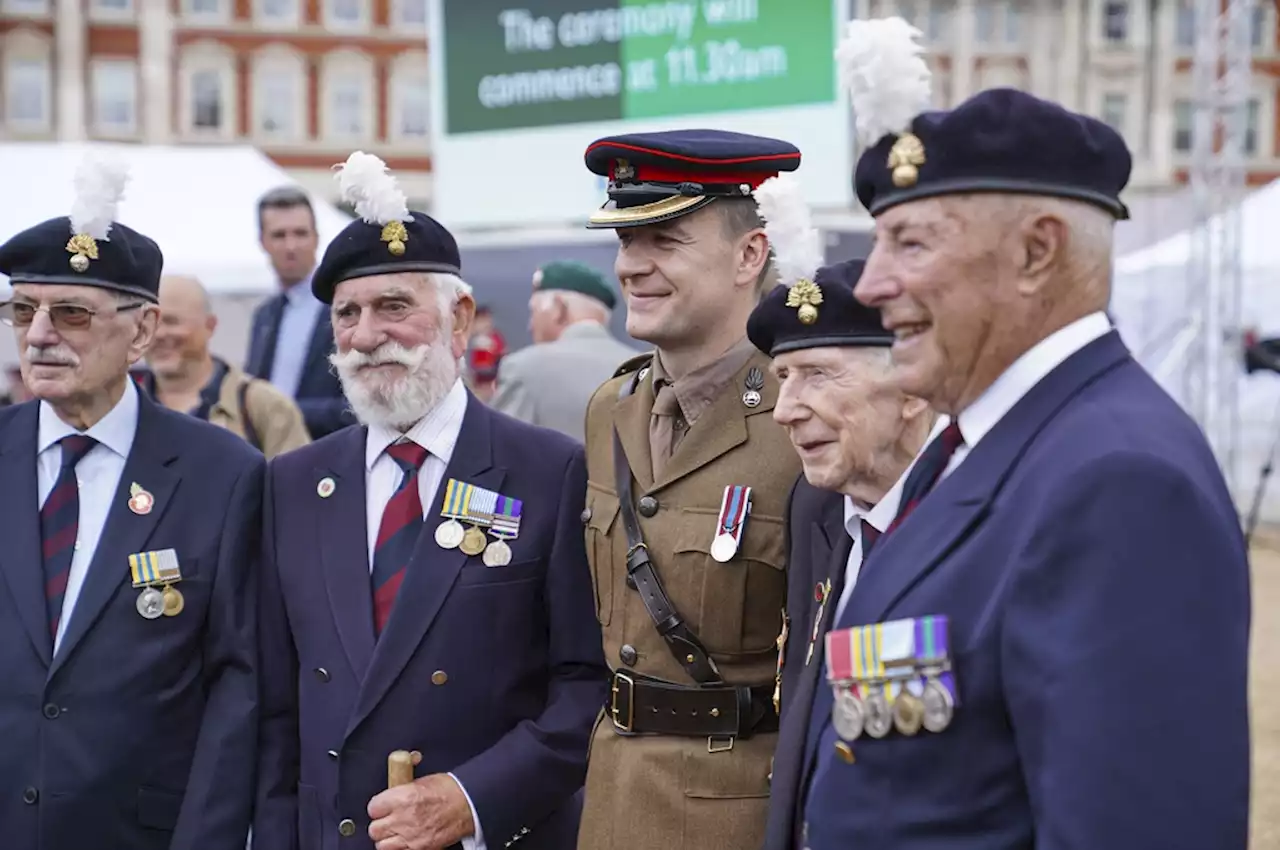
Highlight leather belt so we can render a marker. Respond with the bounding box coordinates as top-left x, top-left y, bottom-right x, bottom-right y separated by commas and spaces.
608, 669, 780, 741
